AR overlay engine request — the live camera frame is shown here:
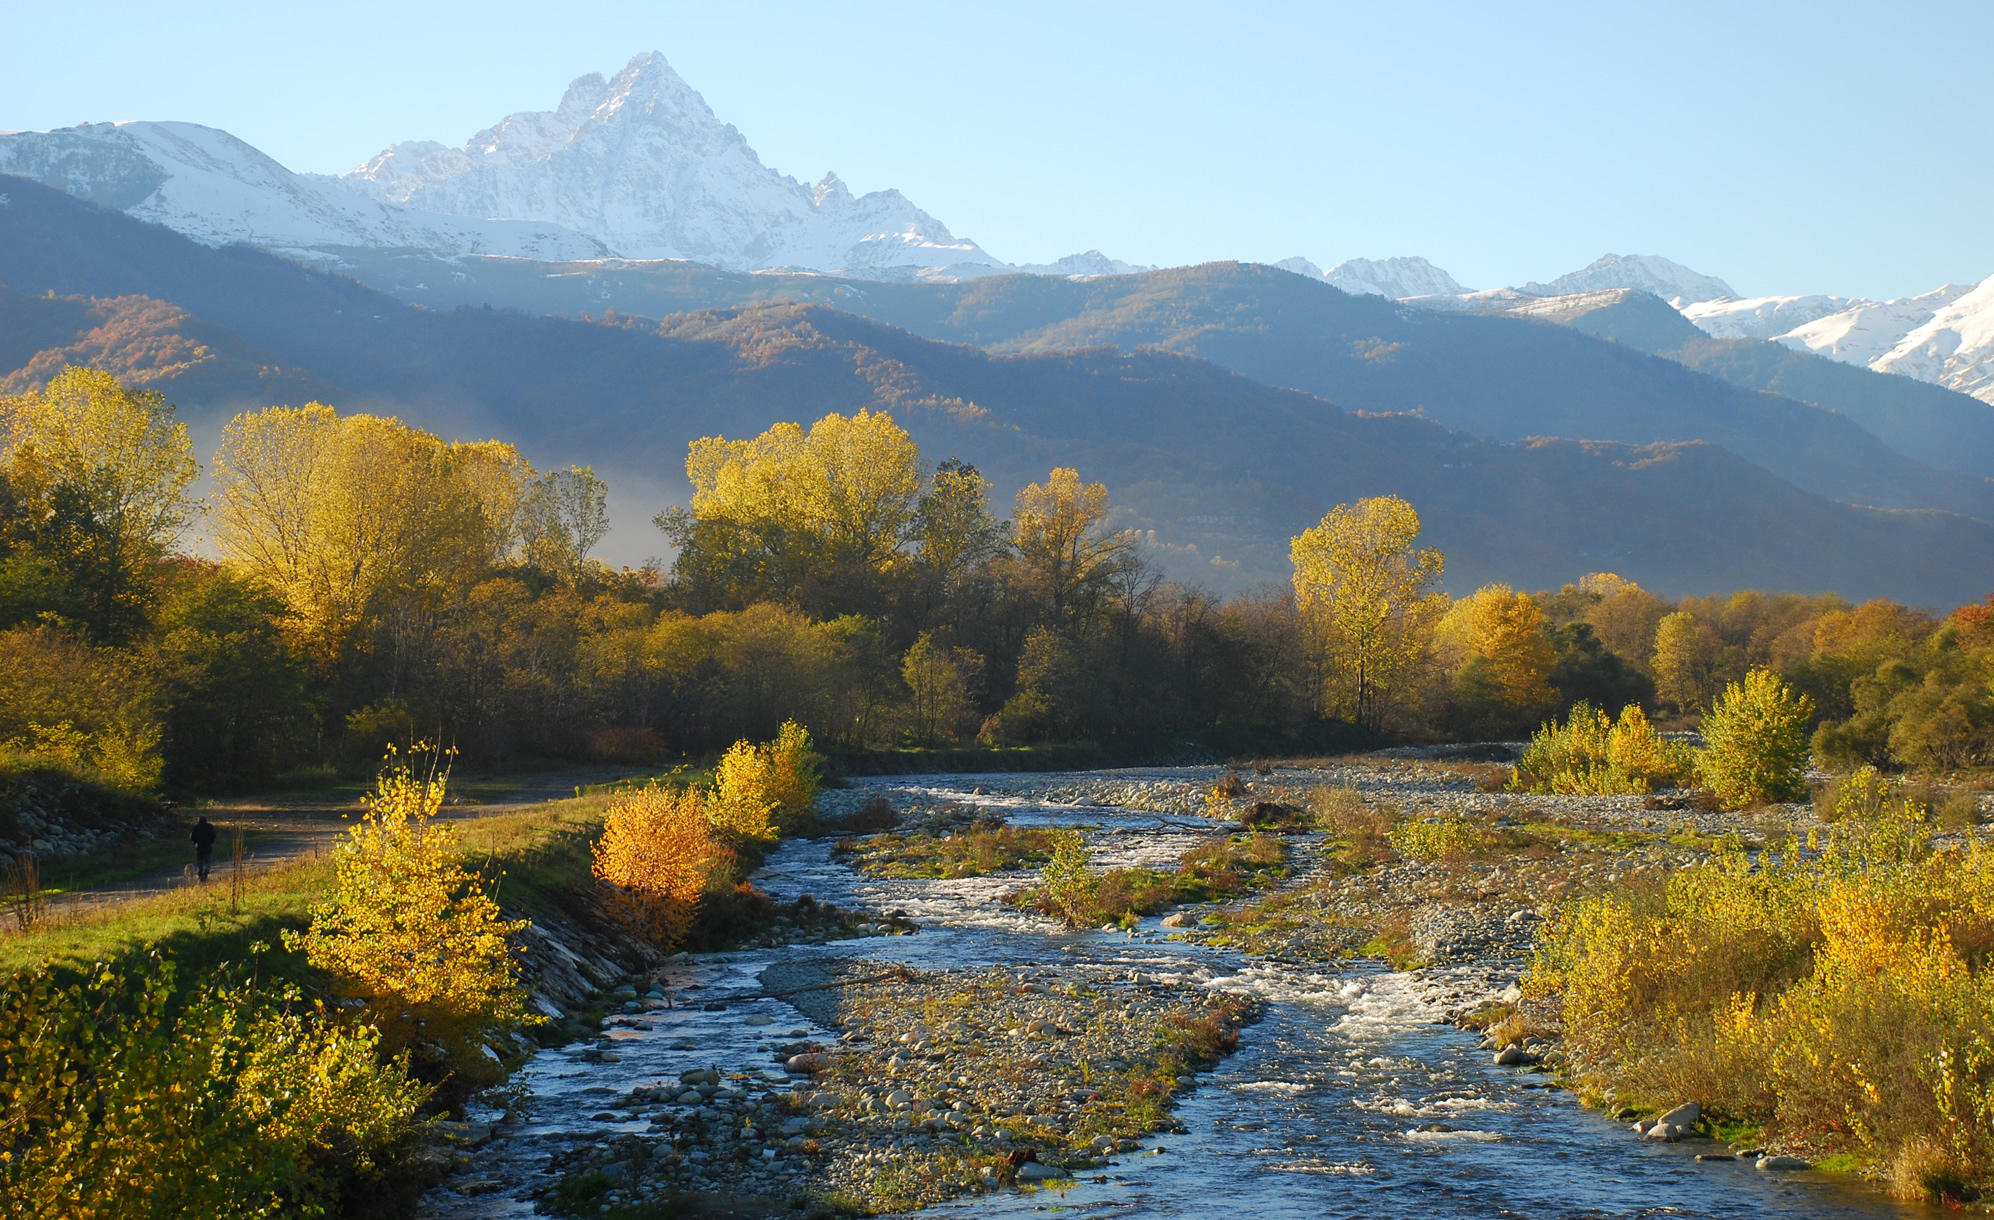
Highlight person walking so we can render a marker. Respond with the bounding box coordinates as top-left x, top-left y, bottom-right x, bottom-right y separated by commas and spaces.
191, 816, 218, 882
